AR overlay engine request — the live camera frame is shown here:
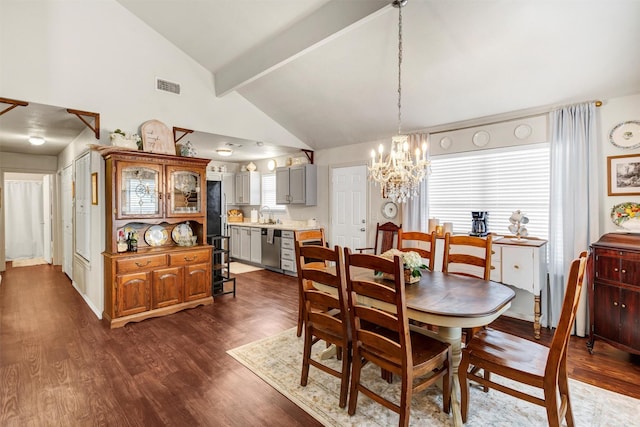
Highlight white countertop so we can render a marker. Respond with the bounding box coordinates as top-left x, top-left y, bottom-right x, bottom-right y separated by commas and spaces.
228, 222, 320, 231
